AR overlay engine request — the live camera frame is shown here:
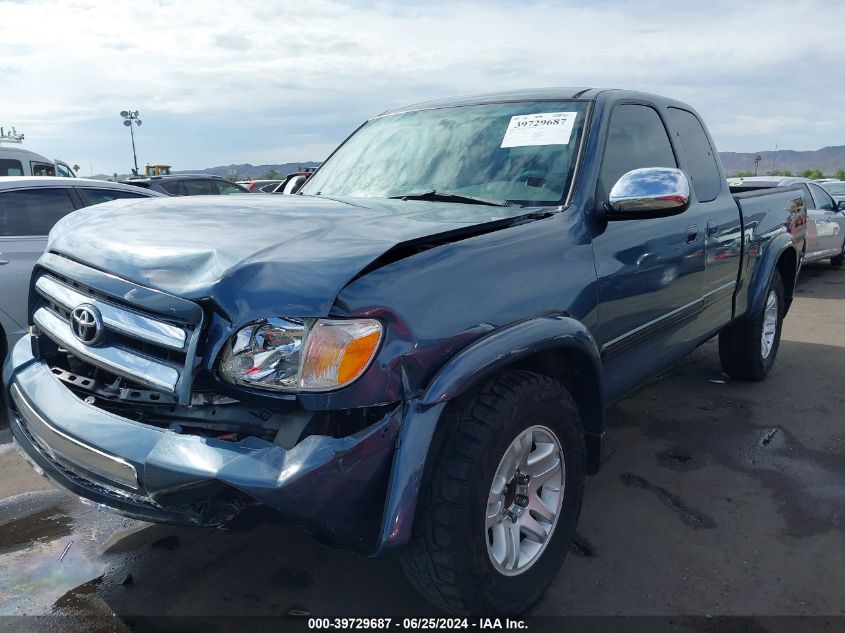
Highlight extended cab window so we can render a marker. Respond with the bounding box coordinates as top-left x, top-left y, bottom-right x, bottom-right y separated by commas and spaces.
0, 188, 77, 236
300, 100, 590, 206
808, 183, 835, 211
668, 108, 722, 202
0, 159, 23, 176
79, 188, 148, 206
596, 104, 677, 202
